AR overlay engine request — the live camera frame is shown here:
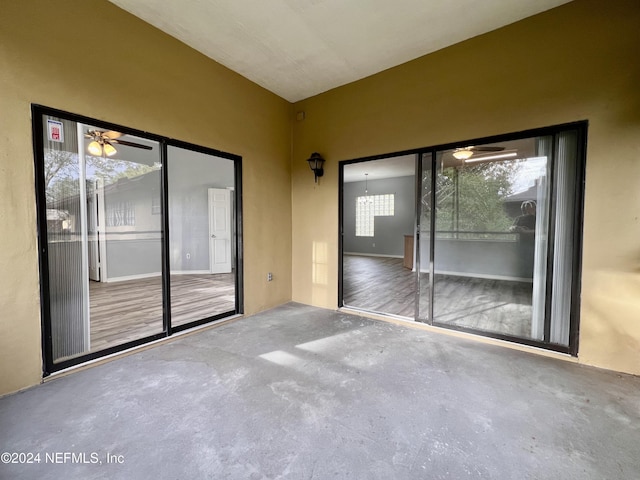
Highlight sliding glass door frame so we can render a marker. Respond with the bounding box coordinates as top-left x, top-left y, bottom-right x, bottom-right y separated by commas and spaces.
338, 121, 587, 356
33, 105, 243, 375
164, 139, 245, 335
